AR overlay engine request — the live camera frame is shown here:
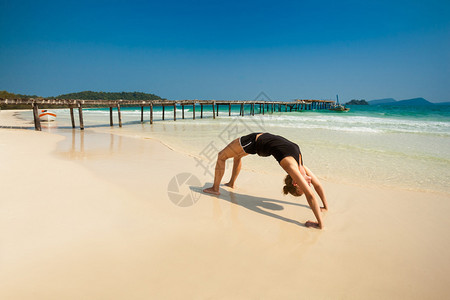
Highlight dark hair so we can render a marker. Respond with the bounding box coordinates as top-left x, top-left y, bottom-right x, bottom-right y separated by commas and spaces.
283, 174, 301, 197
